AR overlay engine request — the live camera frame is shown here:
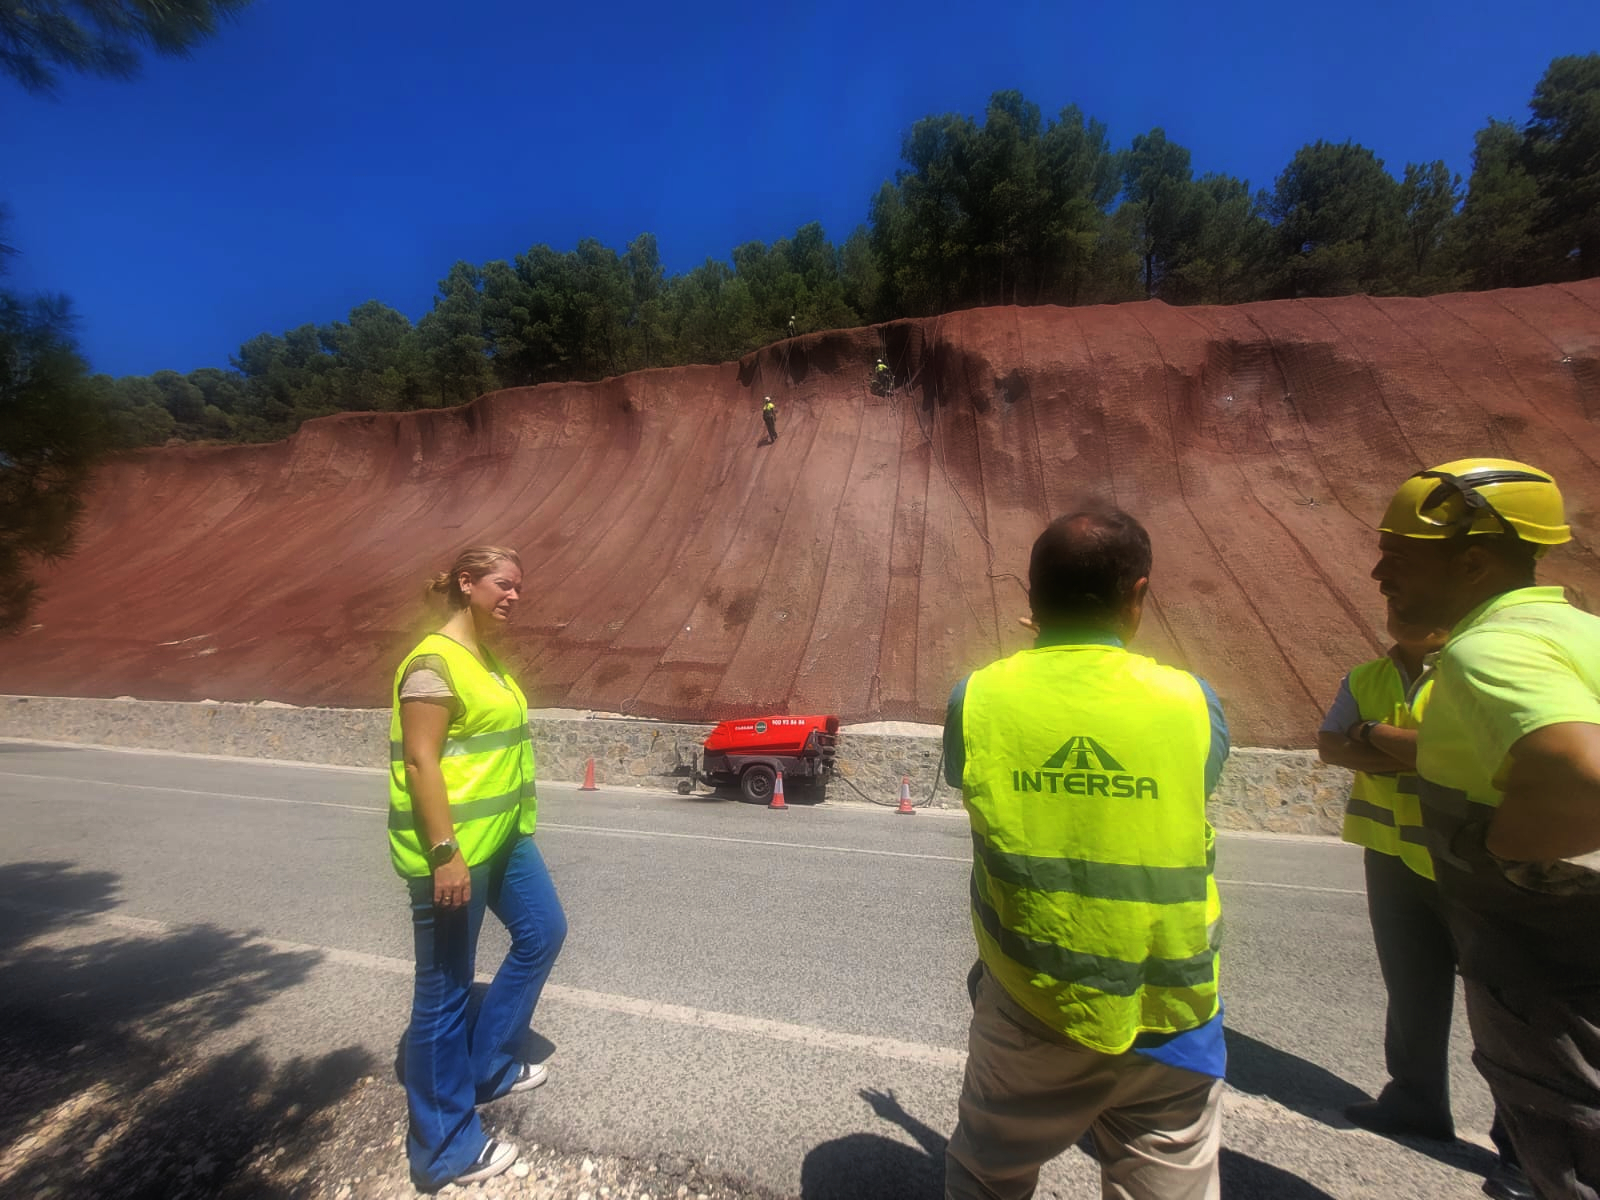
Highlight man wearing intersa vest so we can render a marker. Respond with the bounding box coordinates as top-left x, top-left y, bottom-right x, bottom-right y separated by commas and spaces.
943, 506, 1229, 1200
1372, 458, 1600, 1199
